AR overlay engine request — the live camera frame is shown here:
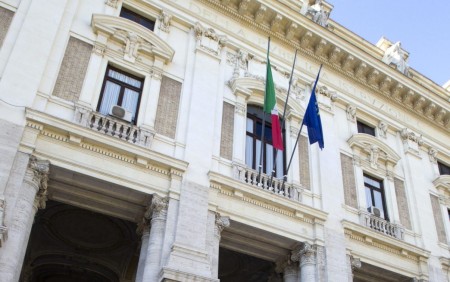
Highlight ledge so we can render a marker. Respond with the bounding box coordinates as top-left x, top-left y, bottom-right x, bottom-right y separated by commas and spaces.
24, 108, 188, 172
342, 220, 430, 260
209, 171, 328, 223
